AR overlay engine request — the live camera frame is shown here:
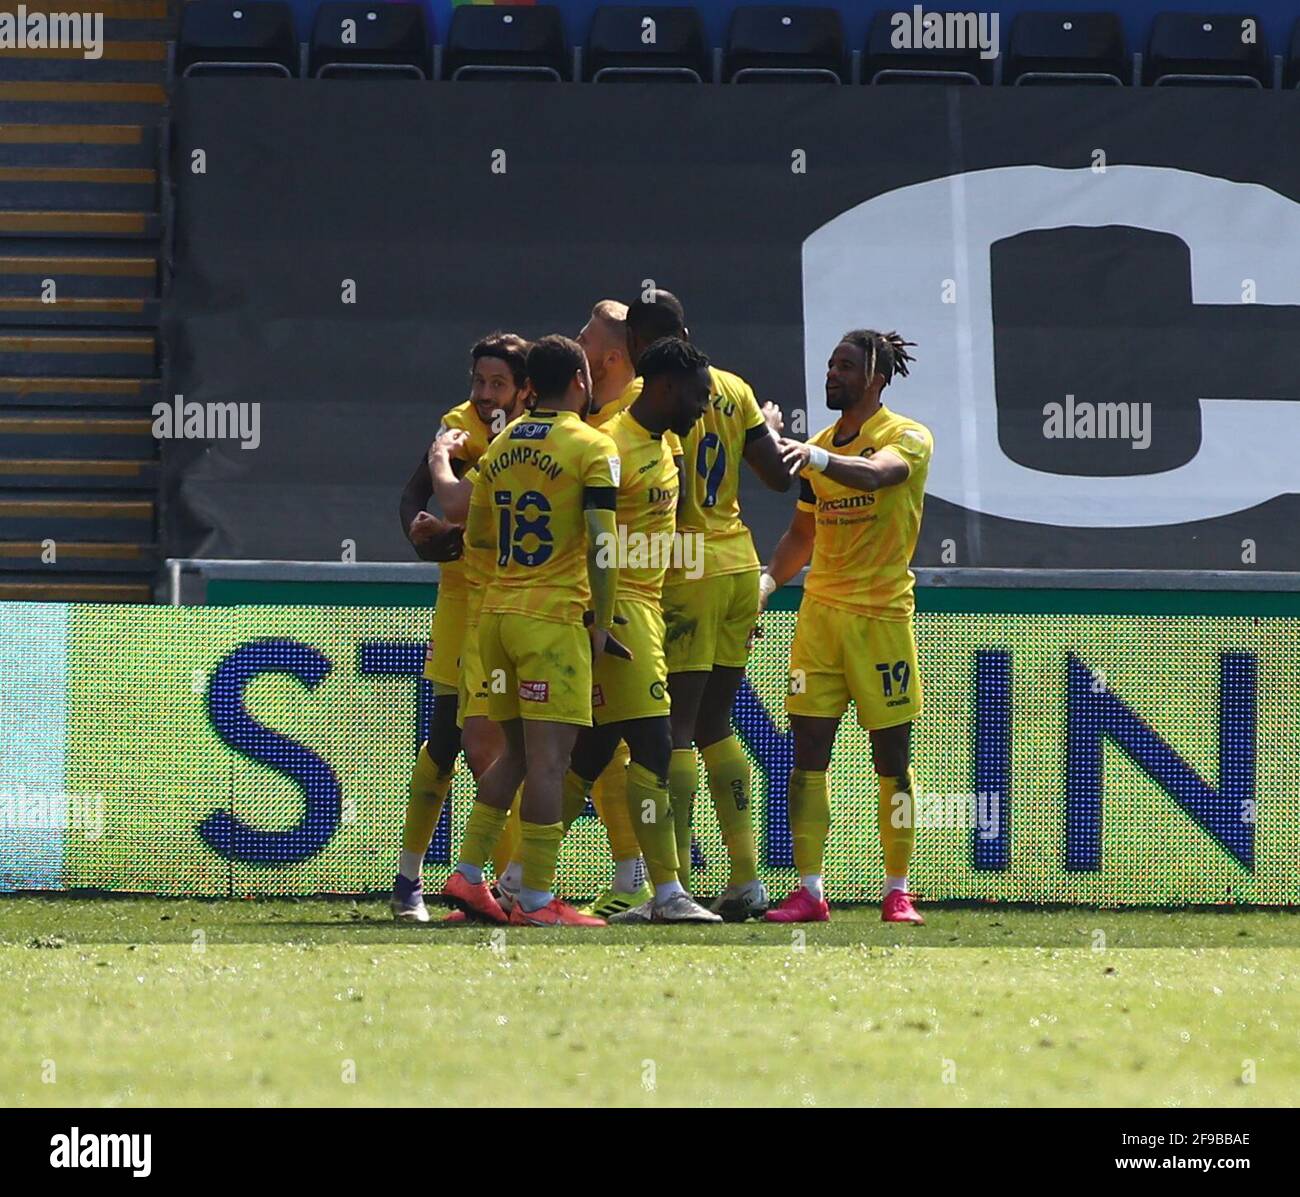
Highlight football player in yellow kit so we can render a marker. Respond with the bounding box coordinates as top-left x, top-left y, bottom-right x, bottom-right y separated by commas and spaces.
564, 336, 720, 923
567, 300, 654, 916
390, 332, 530, 922
441, 335, 620, 927
623, 291, 791, 921
761, 330, 931, 925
